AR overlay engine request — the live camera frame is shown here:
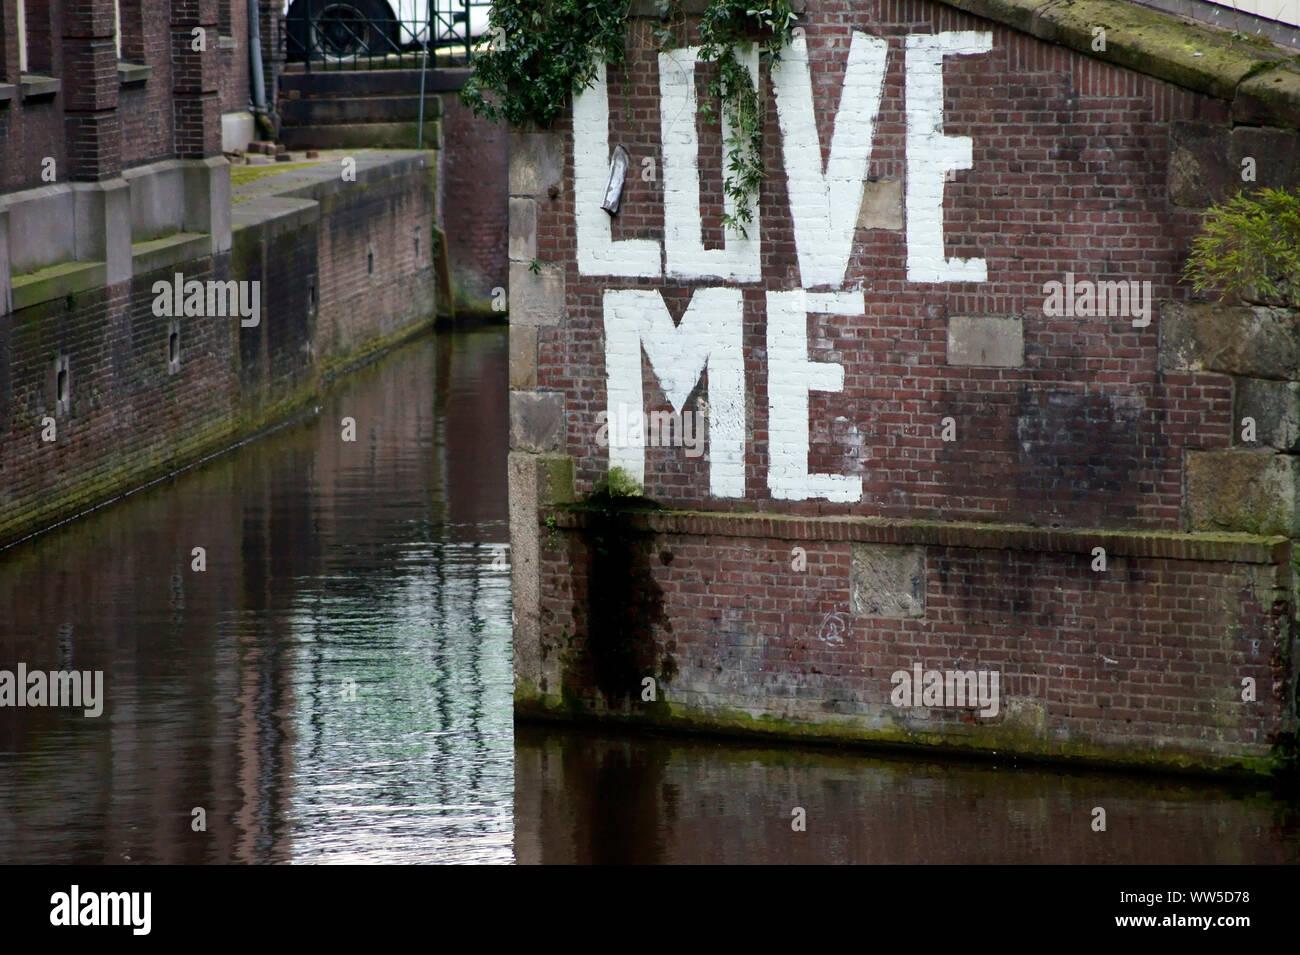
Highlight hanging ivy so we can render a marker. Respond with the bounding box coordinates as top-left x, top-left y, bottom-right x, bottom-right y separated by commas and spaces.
696, 0, 799, 236
460, 0, 632, 126
461, 0, 797, 236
